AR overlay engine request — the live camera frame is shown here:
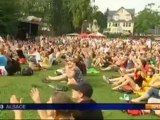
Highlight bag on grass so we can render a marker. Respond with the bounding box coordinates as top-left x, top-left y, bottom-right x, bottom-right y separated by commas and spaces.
127, 110, 143, 116
22, 67, 33, 76
48, 84, 68, 91
55, 85, 68, 91
5, 58, 21, 75
121, 85, 133, 94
